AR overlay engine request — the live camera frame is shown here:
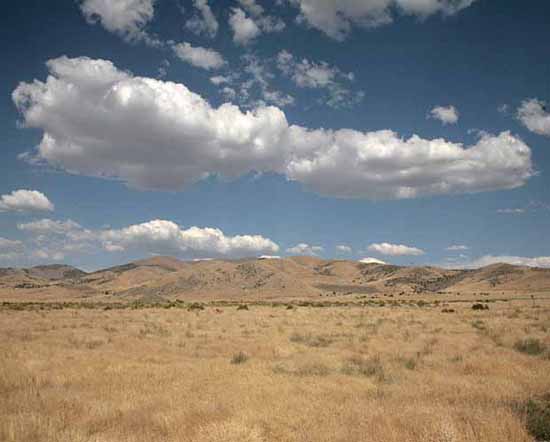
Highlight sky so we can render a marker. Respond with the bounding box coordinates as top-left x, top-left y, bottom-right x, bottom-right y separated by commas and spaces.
1, 0, 550, 271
